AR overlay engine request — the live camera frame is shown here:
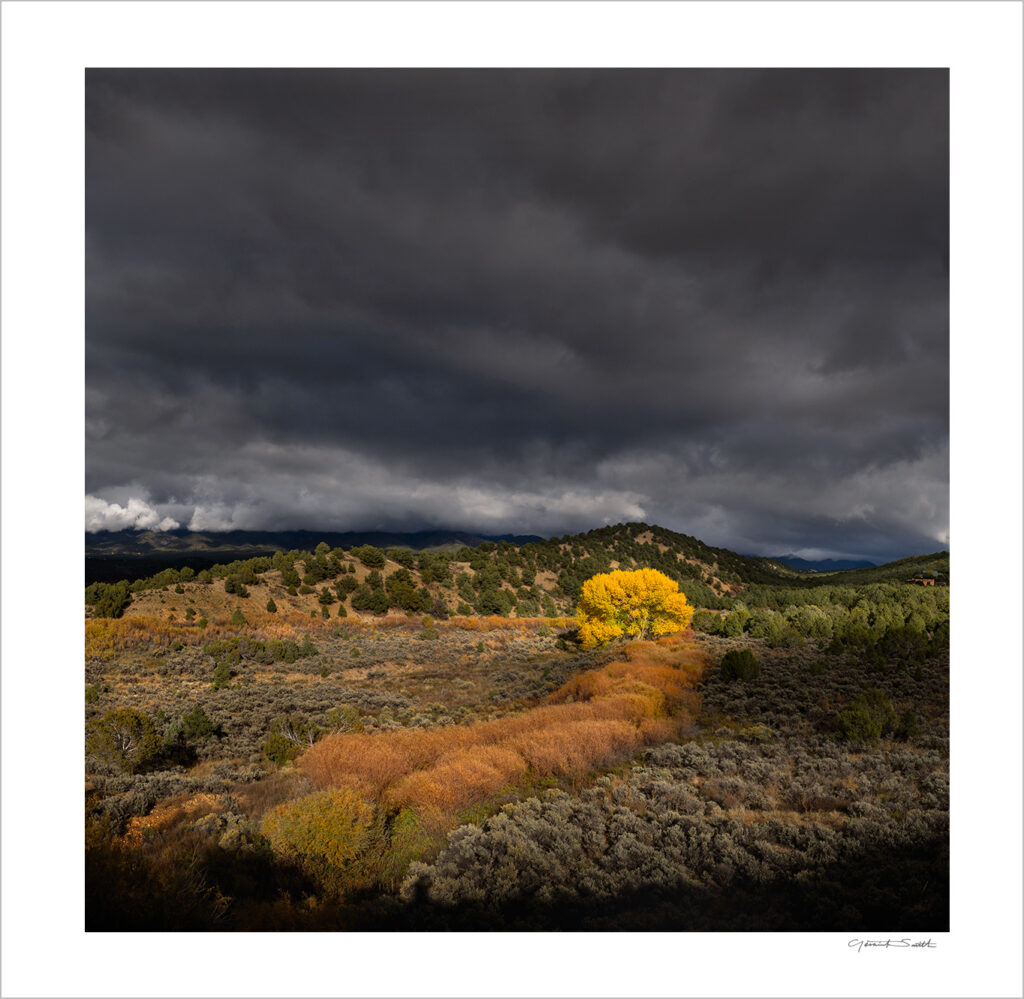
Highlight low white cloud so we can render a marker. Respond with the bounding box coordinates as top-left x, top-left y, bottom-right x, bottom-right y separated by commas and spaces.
187, 503, 247, 531
85, 494, 180, 532
86, 434, 945, 563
